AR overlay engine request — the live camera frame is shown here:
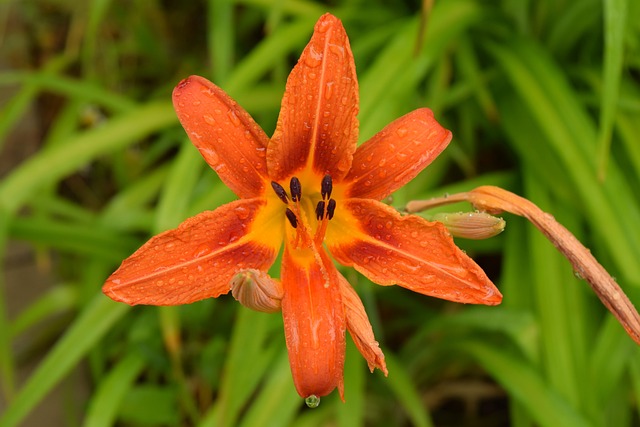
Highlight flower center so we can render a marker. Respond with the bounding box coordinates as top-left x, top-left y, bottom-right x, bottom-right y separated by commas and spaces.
270, 175, 337, 250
